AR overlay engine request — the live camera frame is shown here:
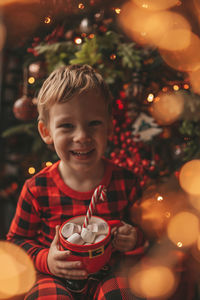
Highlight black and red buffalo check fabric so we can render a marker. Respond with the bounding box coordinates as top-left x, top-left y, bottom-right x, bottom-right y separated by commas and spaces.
7, 158, 144, 299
